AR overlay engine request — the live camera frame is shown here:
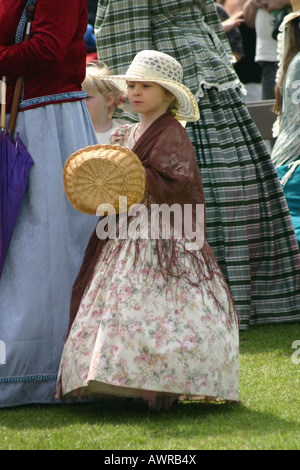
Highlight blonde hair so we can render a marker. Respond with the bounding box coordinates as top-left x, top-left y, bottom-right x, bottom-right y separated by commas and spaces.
274, 19, 300, 114
83, 61, 124, 118
167, 97, 179, 117
162, 87, 179, 117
